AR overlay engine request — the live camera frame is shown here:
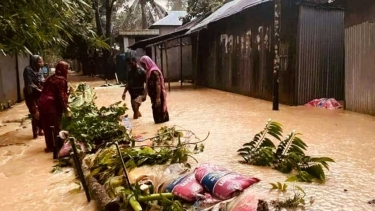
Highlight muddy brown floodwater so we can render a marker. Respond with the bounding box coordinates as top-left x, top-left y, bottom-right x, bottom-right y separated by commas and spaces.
1, 75, 375, 211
